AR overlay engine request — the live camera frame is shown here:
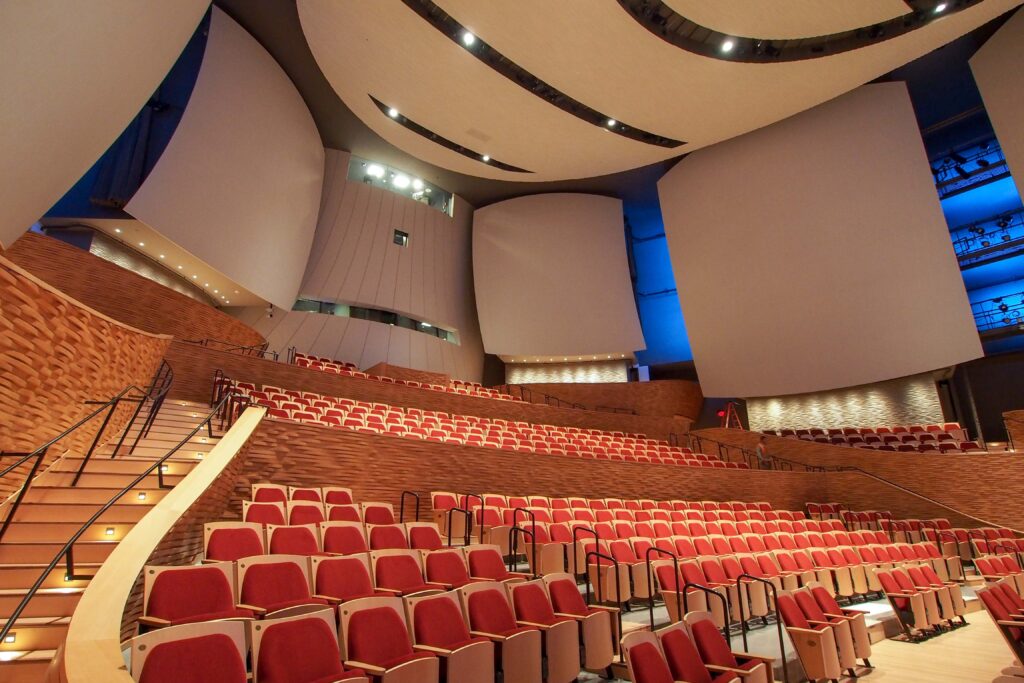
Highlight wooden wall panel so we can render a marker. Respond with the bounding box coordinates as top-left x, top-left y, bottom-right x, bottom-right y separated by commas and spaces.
225, 419, 973, 529
164, 341, 691, 439
364, 363, 449, 386
696, 427, 1024, 530
0, 256, 170, 498
1003, 409, 1024, 451
505, 379, 704, 420
6, 233, 264, 347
